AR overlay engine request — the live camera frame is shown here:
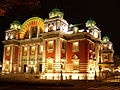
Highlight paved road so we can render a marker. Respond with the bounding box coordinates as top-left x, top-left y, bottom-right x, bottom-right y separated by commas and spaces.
0, 74, 120, 90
